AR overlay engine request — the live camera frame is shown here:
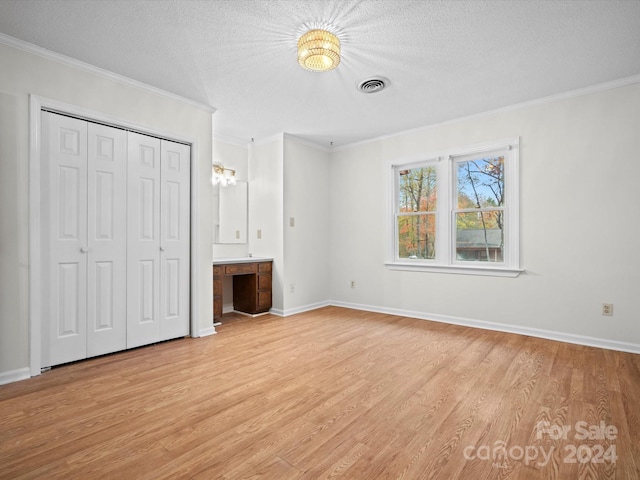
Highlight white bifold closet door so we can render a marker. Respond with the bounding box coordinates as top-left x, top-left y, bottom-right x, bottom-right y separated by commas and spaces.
41, 112, 190, 368
41, 112, 127, 366
126, 132, 191, 348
